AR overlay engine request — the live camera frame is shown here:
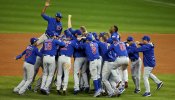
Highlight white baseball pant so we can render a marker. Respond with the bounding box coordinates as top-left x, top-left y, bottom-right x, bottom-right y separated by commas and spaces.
74, 57, 89, 91
143, 67, 162, 92
89, 59, 101, 81
56, 55, 71, 91
131, 58, 142, 90
41, 55, 56, 91
13, 62, 34, 94
37, 33, 48, 45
